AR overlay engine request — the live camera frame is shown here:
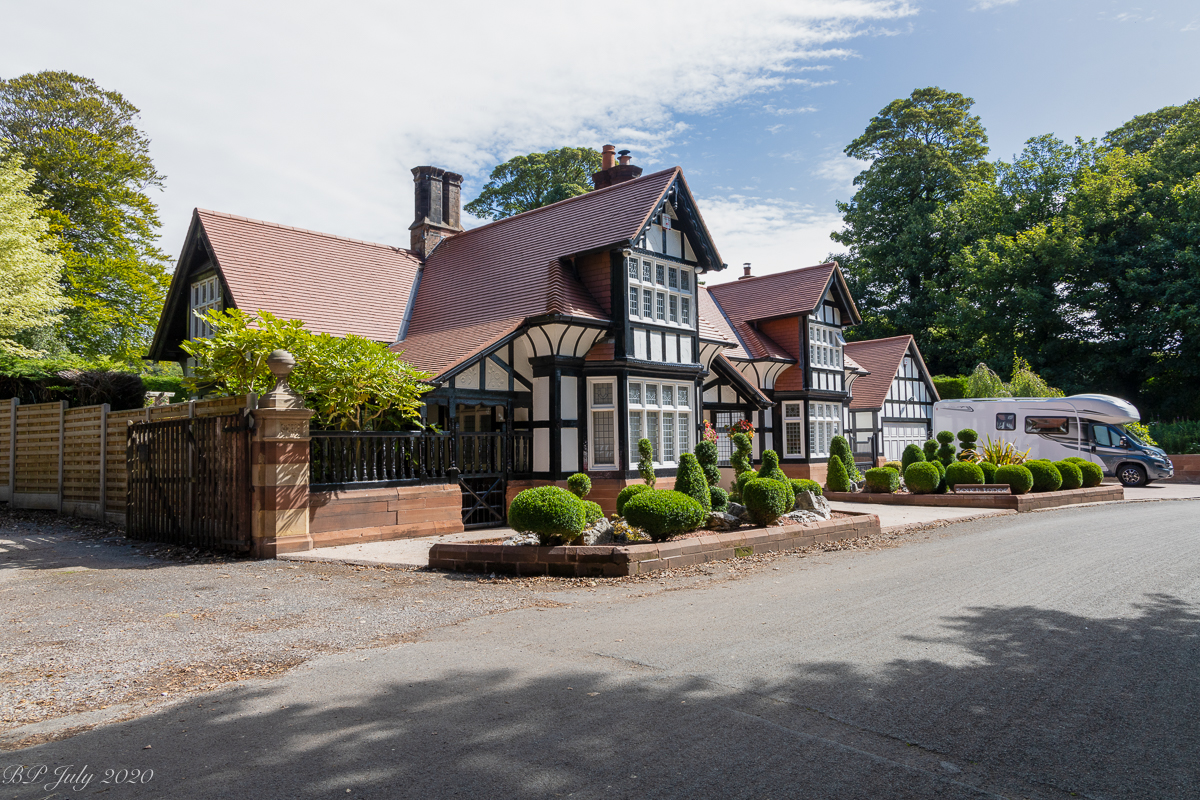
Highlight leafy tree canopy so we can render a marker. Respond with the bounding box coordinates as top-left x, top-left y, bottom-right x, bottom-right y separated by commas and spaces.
0, 71, 170, 362
0, 144, 64, 355
464, 147, 602, 220
181, 309, 432, 431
